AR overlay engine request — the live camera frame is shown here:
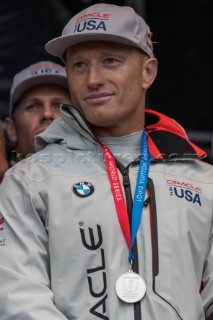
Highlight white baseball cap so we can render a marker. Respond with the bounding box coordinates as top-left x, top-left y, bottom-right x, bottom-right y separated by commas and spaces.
9, 61, 69, 115
45, 3, 154, 62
